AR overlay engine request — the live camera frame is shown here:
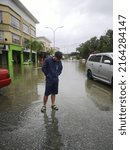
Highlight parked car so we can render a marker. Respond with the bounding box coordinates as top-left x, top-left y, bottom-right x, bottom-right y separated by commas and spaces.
86, 52, 113, 85
0, 68, 11, 88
